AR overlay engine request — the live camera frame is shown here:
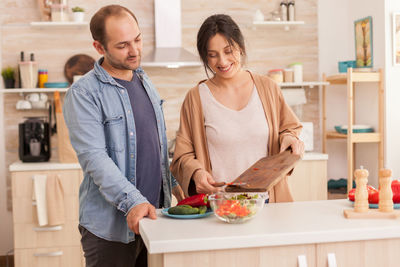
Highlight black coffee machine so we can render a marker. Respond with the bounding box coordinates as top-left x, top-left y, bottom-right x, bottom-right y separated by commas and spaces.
19, 117, 51, 162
